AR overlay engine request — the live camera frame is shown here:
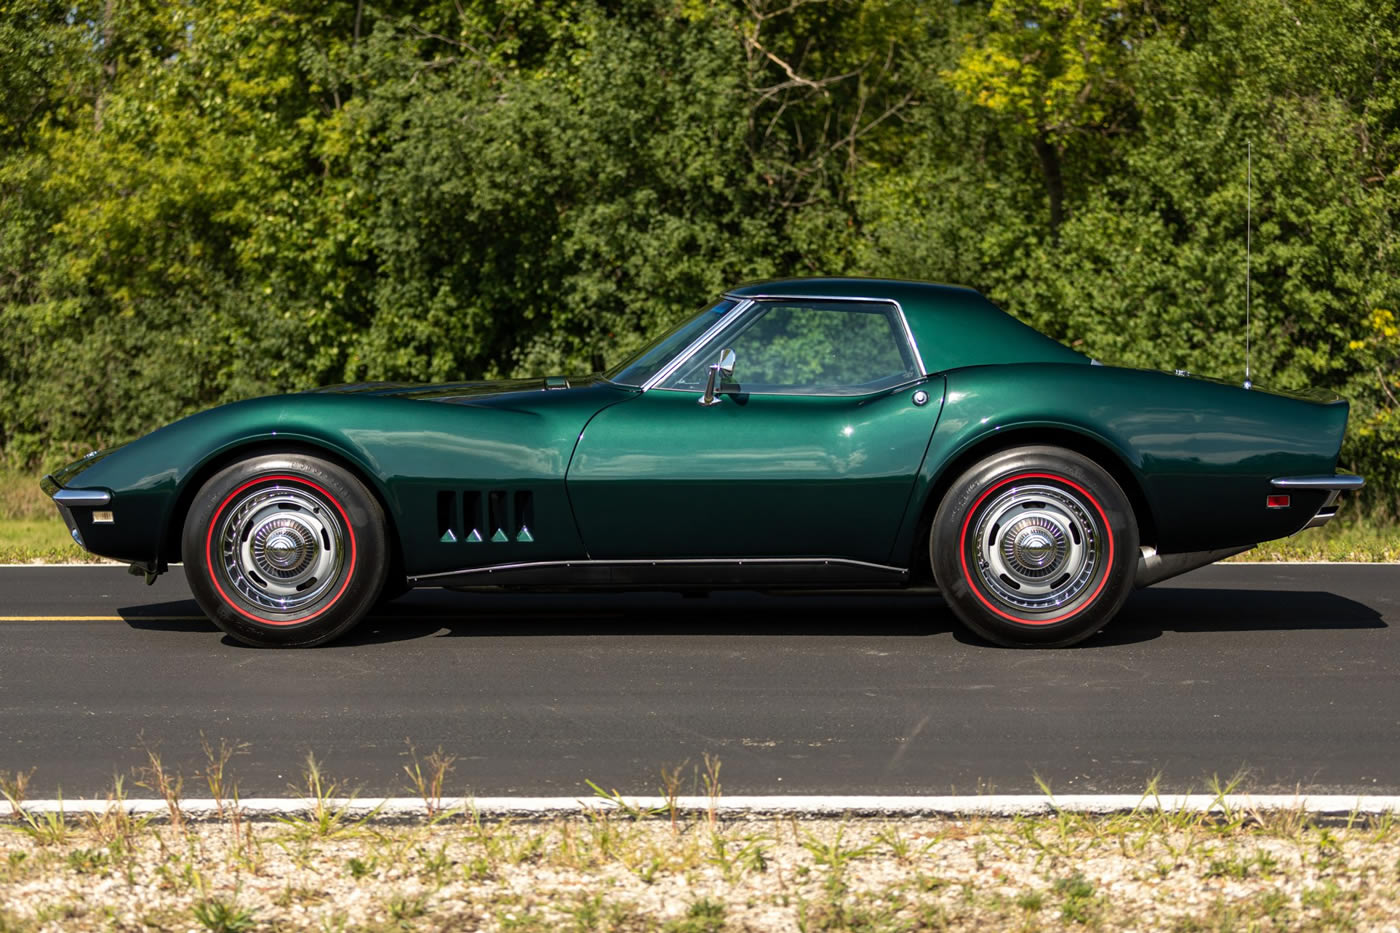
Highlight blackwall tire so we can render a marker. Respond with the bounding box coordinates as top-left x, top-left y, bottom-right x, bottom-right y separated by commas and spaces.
182, 452, 389, 647
931, 446, 1138, 647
